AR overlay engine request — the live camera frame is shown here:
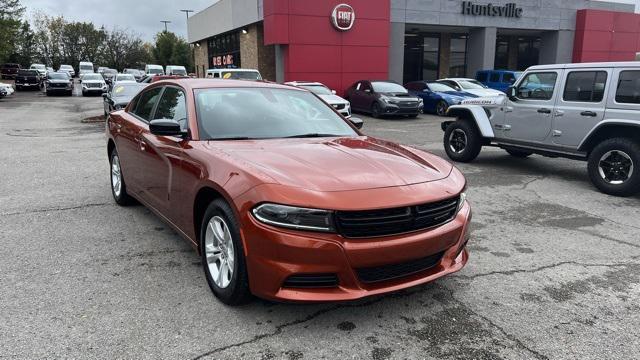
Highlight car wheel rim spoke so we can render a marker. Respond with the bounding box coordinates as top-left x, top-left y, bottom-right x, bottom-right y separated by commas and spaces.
448, 129, 467, 154
204, 216, 234, 289
598, 150, 634, 185
111, 155, 122, 196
